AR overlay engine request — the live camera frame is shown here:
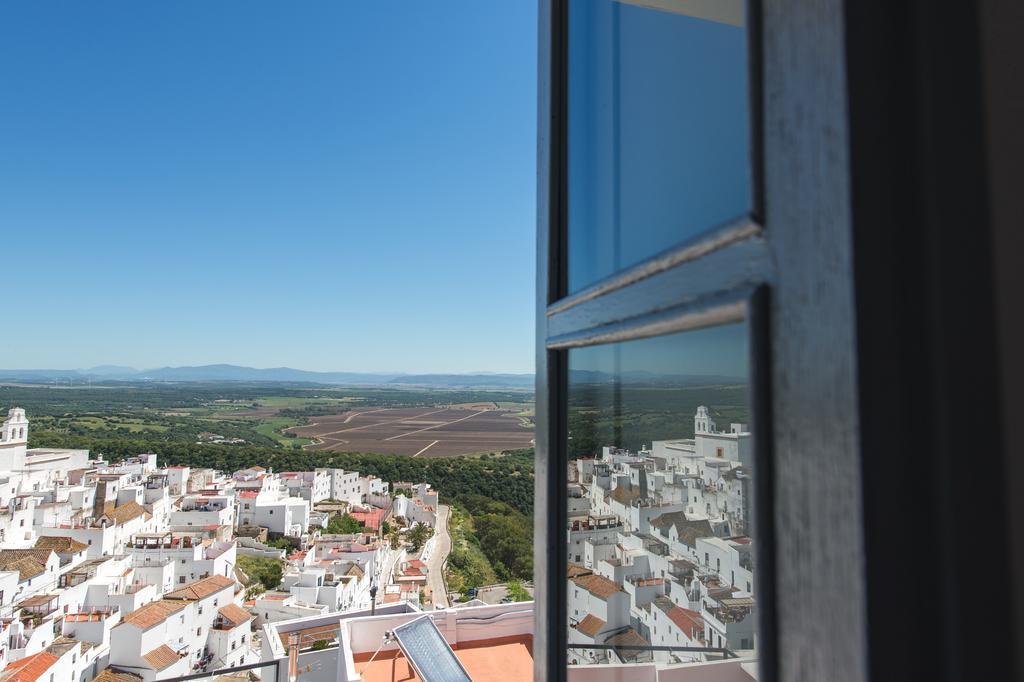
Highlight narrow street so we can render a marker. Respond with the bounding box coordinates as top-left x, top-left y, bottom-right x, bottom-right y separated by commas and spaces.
426, 504, 452, 608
